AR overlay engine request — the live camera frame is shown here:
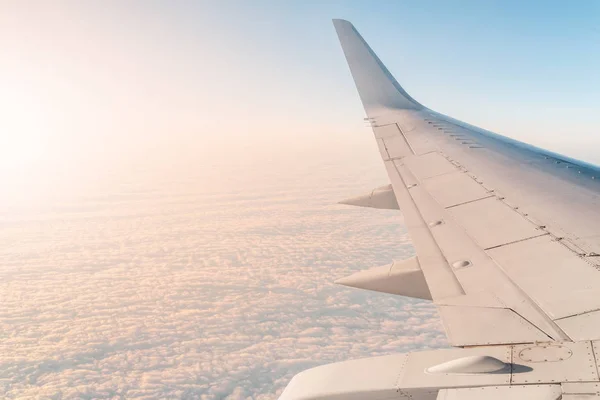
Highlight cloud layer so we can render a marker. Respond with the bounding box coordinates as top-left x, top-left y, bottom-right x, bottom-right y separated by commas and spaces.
0, 149, 446, 399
